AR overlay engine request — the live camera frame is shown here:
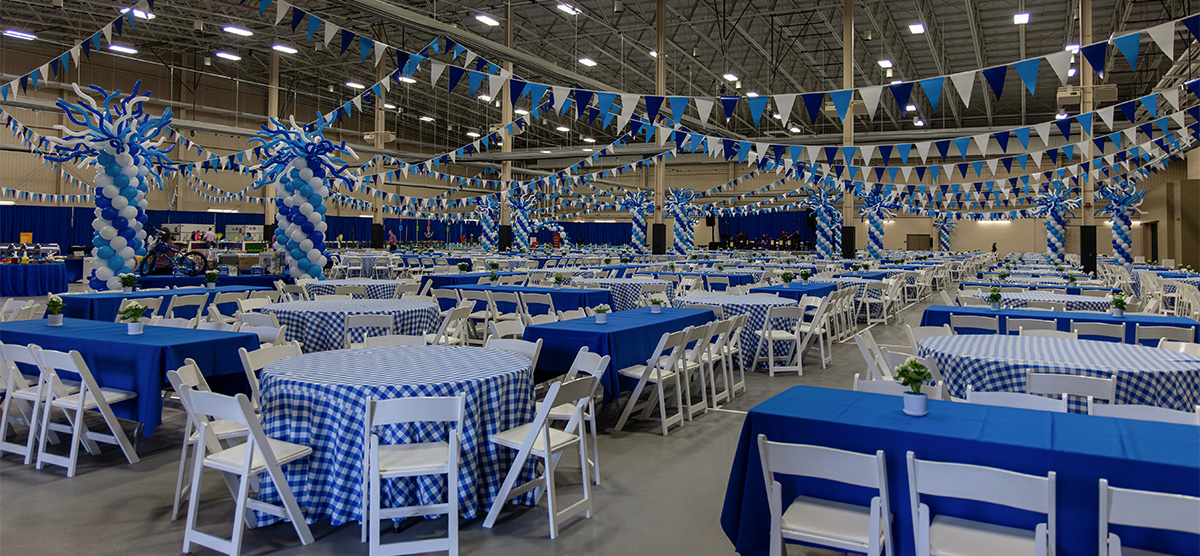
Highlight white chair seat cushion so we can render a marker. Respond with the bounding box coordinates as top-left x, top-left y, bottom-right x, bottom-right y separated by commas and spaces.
49, 387, 137, 410
1112, 544, 1173, 556
781, 495, 876, 548
535, 401, 578, 421
205, 438, 312, 474
188, 418, 249, 442
755, 330, 797, 340
423, 333, 463, 345
10, 376, 80, 399
928, 515, 1039, 556
616, 364, 676, 382
377, 441, 451, 477
490, 424, 579, 456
